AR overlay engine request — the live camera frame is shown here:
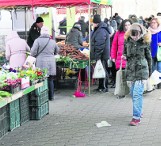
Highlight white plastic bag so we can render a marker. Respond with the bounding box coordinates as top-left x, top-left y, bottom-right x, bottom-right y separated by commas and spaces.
93, 60, 106, 78
23, 56, 36, 69
114, 60, 129, 96
149, 70, 161, 85
144, 78, 154, 92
